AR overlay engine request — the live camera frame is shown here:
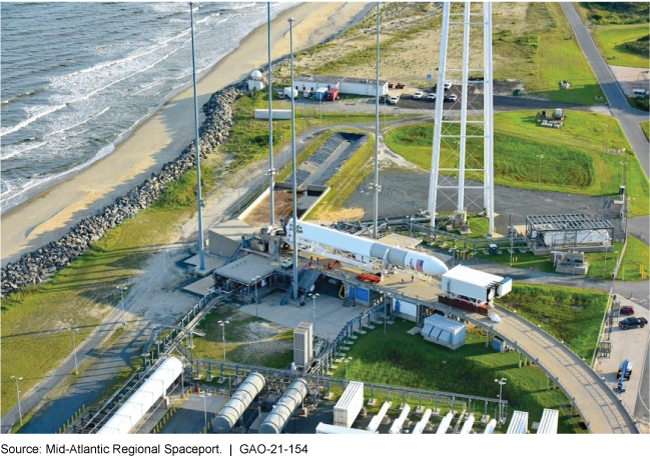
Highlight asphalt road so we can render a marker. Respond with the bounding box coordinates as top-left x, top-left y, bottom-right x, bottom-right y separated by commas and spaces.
560, 3, 649, 177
